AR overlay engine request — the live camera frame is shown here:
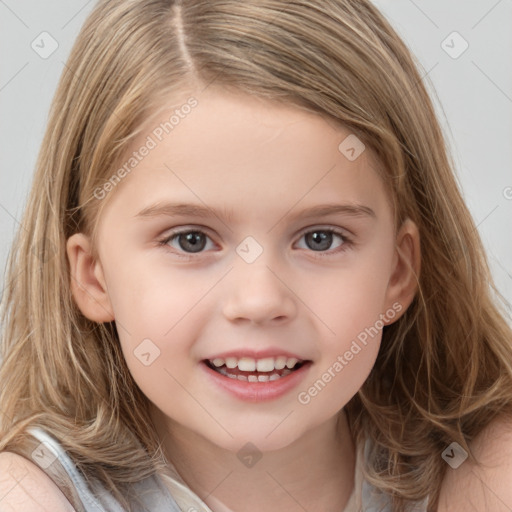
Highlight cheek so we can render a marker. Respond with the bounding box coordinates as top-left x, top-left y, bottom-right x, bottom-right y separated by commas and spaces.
295, 271, 386, 414
105, 262, 217, 393
295, 256, 392, 341
292, 257, 389, 408
296, 339, 379, 416
105, 254, 216, 337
